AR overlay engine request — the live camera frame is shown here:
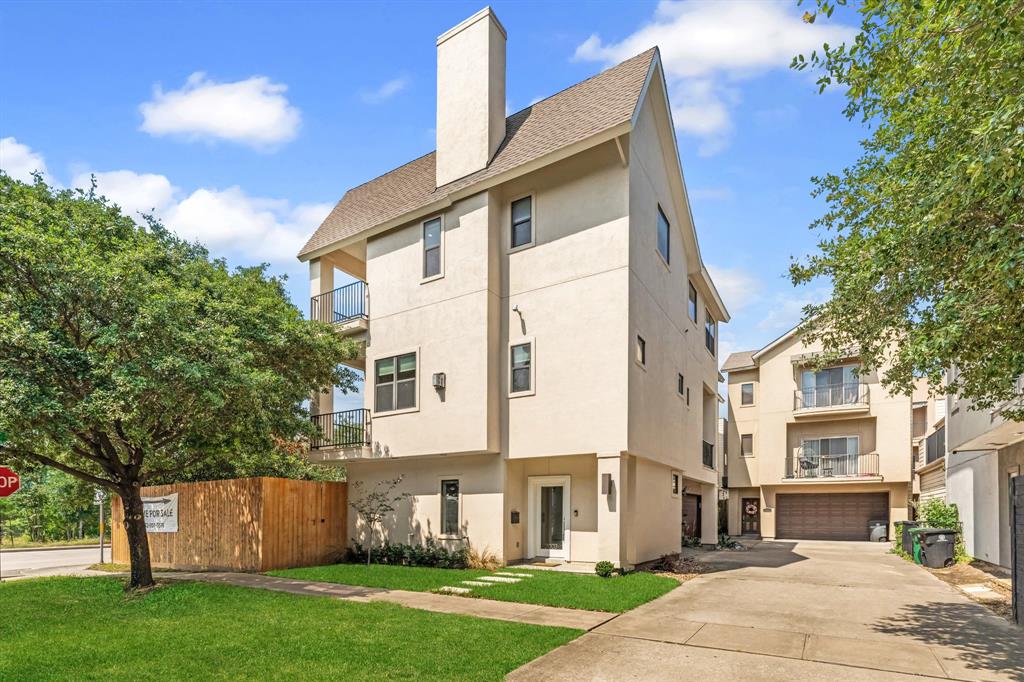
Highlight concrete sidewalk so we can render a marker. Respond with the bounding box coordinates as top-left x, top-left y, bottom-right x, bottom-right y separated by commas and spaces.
510, 541, 1024, 681
159, 571, 613, 631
